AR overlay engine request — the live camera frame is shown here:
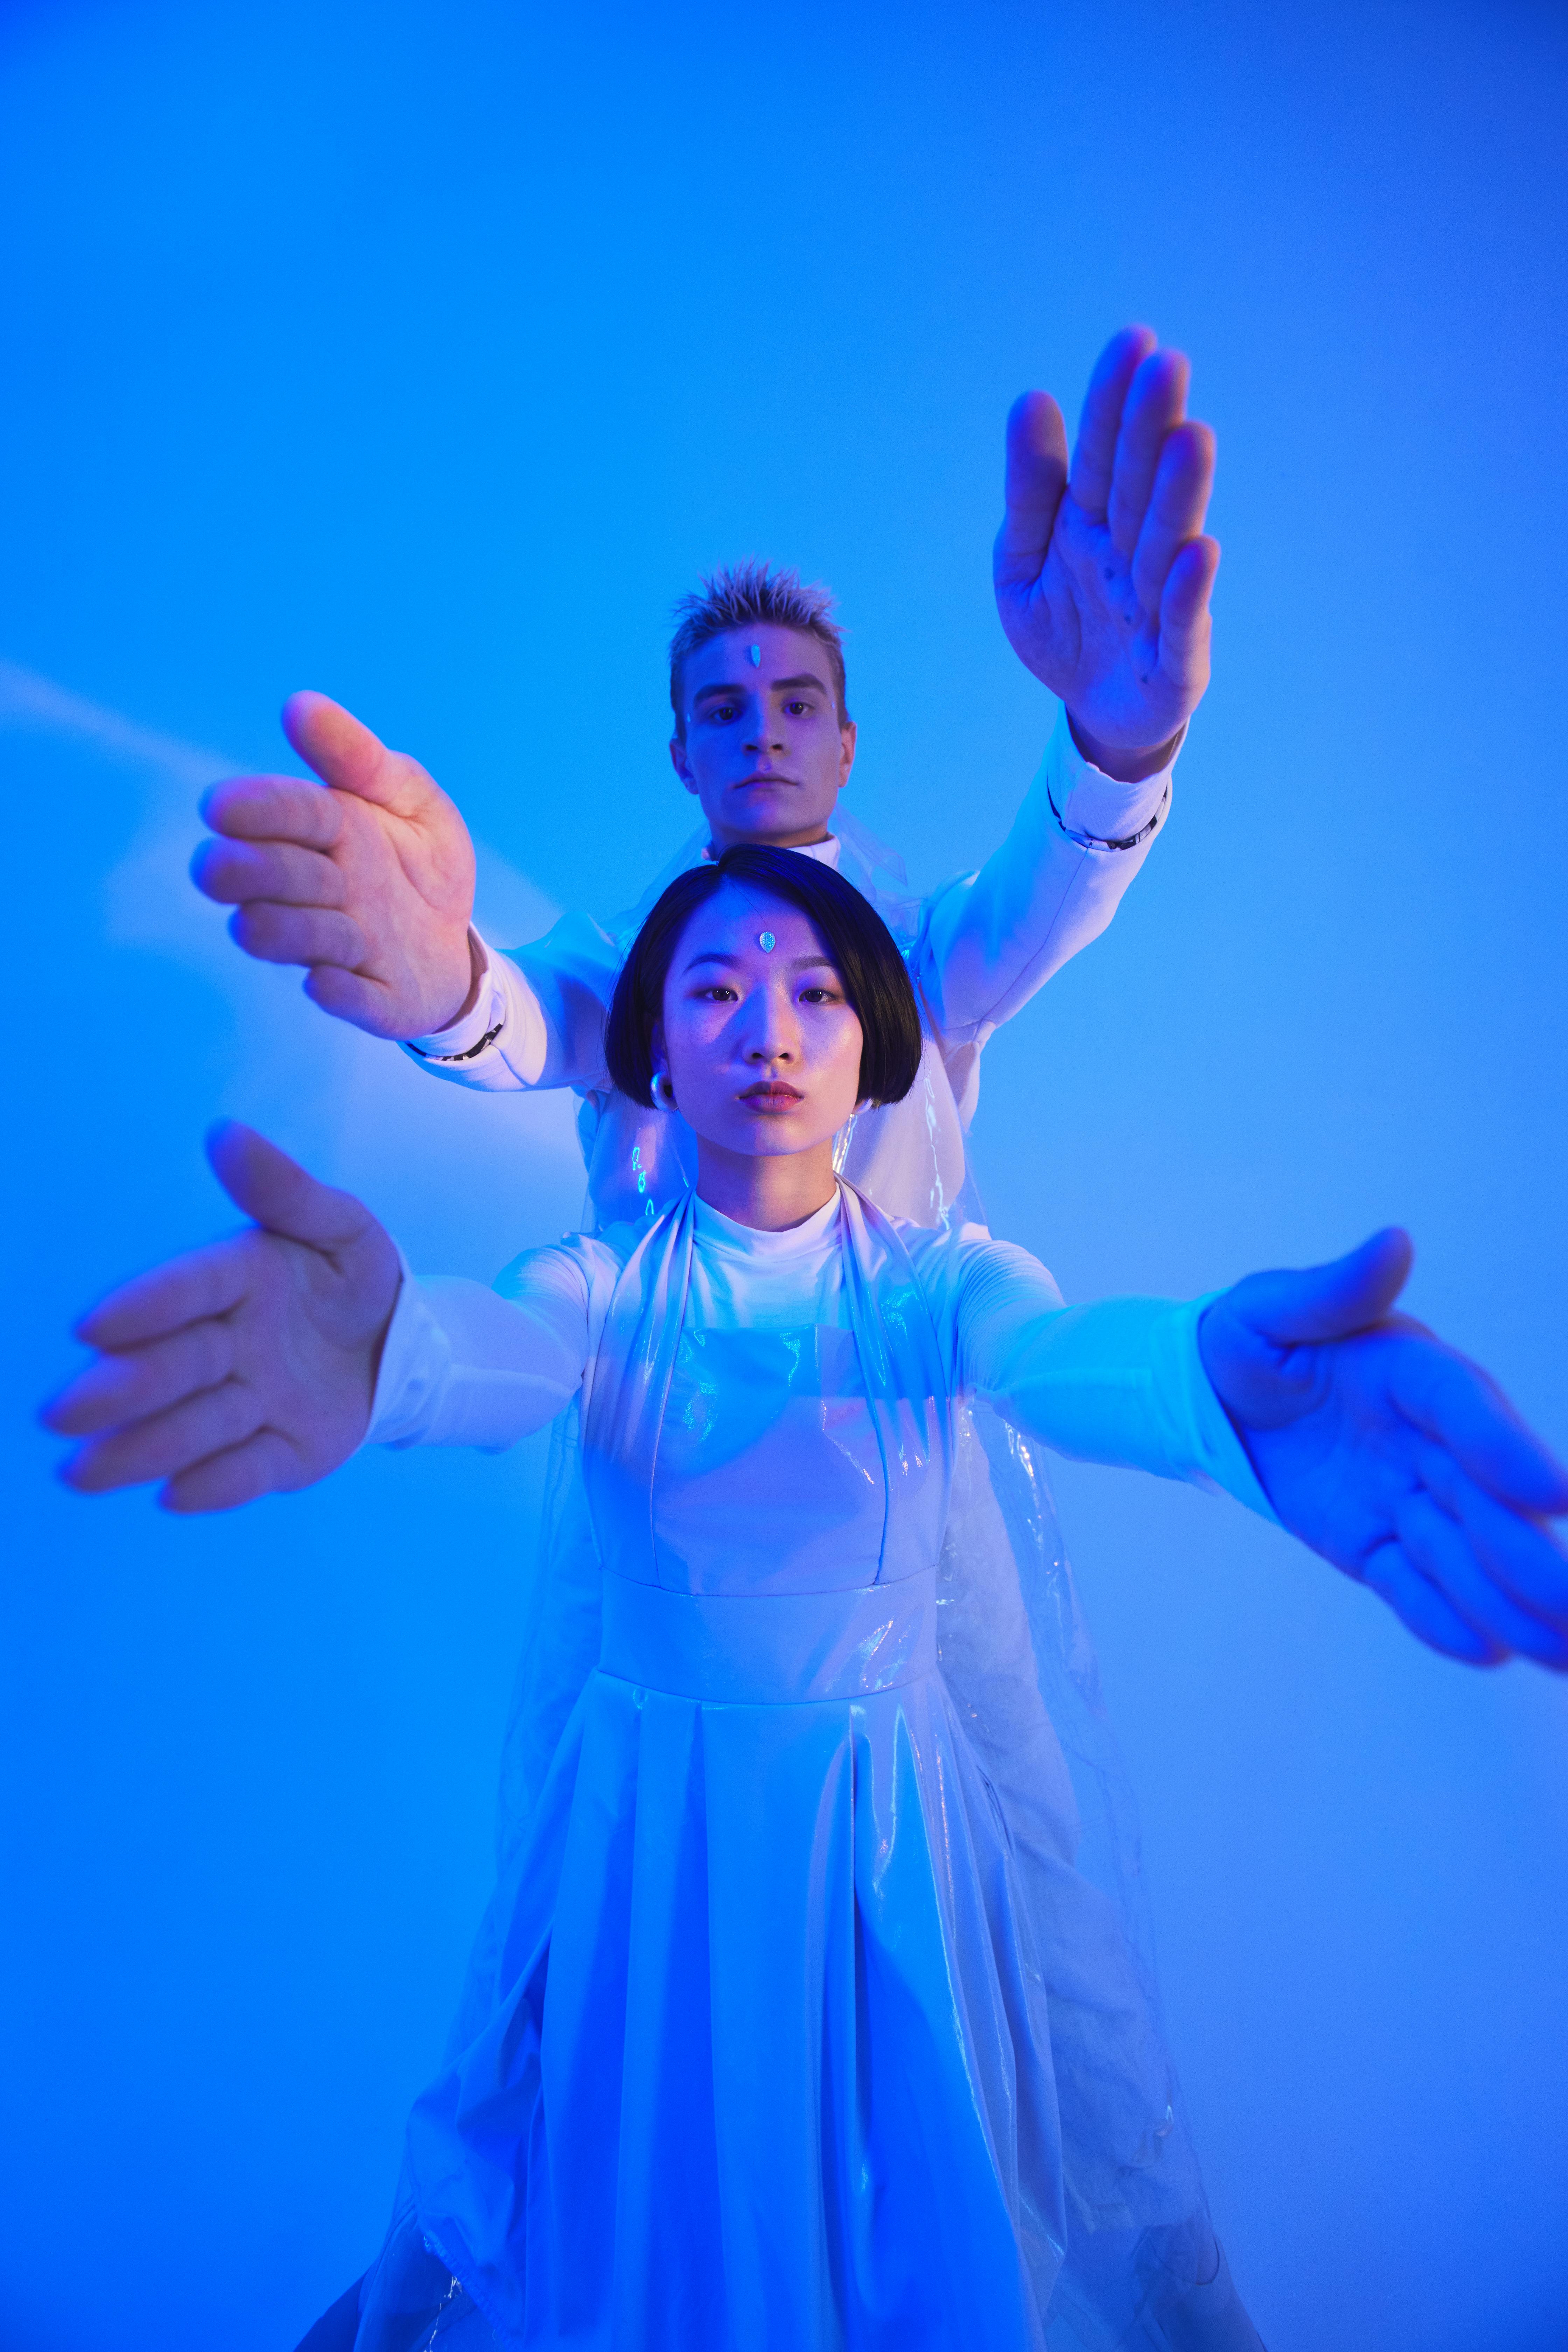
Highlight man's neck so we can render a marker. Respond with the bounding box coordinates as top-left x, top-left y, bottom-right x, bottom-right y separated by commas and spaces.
708, 824, 834, 854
